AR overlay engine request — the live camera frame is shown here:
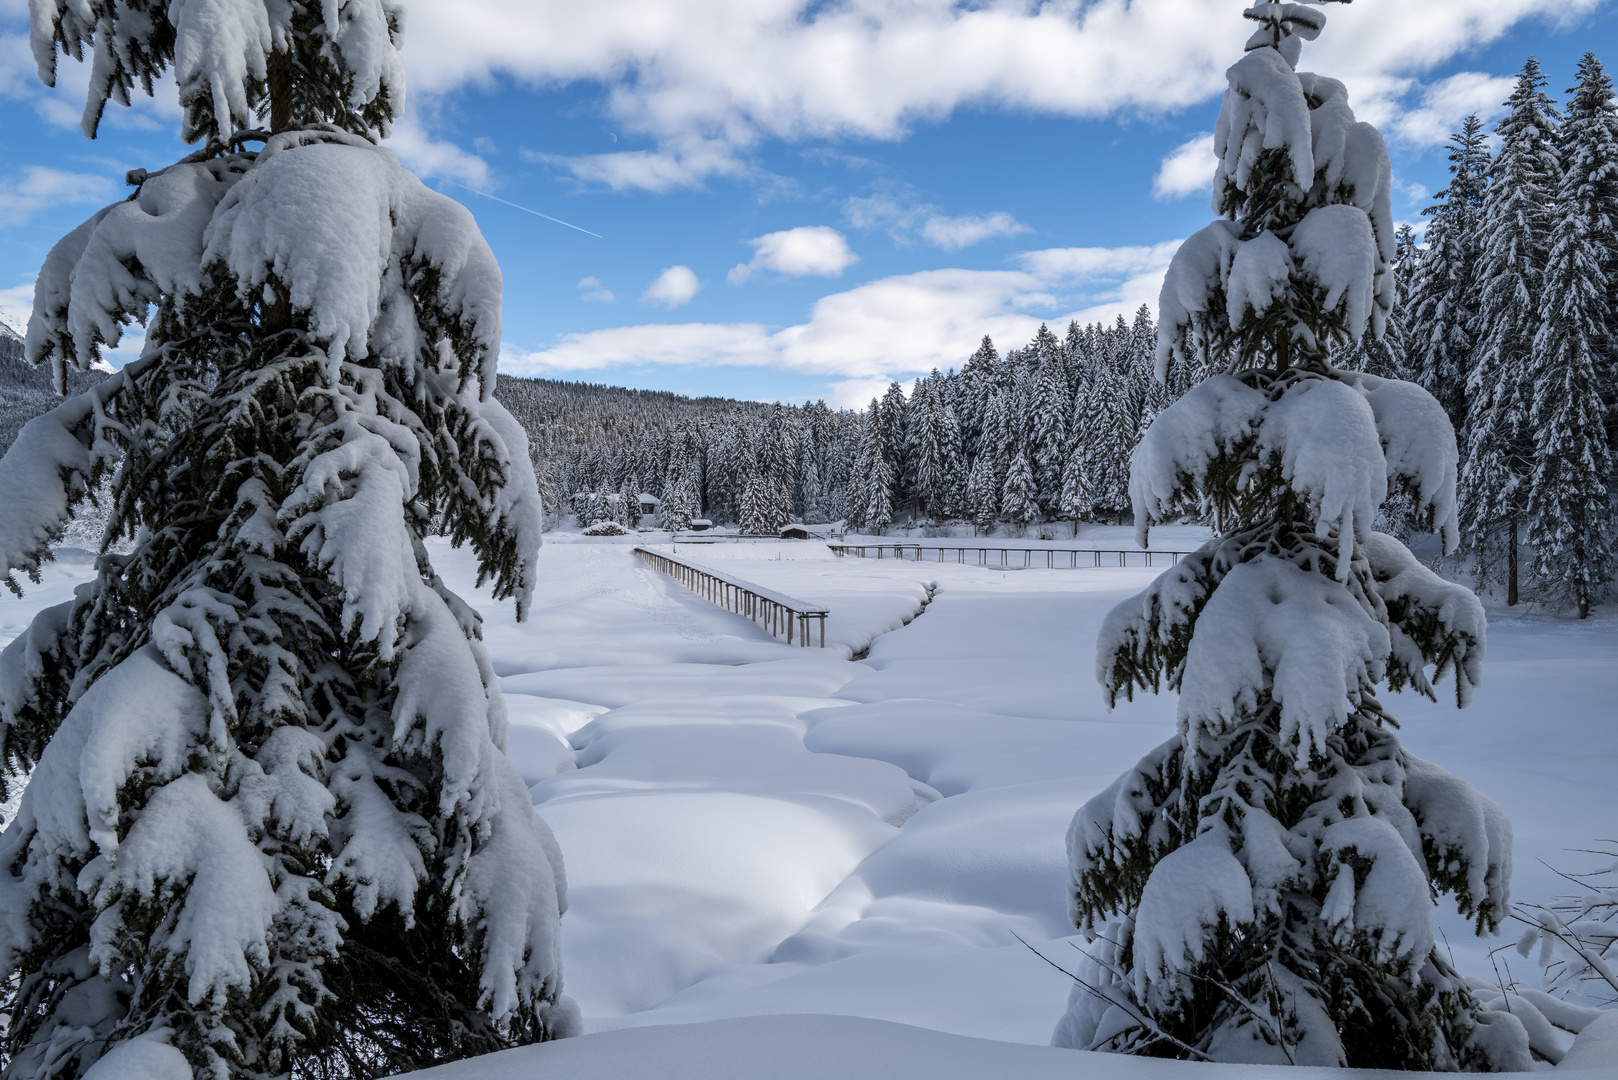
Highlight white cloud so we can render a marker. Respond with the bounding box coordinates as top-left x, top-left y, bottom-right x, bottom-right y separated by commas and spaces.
578, 276, 616, 302
0, 29, 32, 100
846, 192, 1029, 251
505, 239, 1180, 384
531, 136, 752, 193
728, 226, 857, 284
384, 113, 490, 187
1393, 176, 1430, 206
1385, 71, 1516, 146
0, 281, 34, 335
398, 0, 1599, 191
1153, 132, 1215, 201
825, 376, 900, 411
1017, 241, 1180, 283
918, 212, 1030, 251
0, 277, 144, 367
0, 165, 117, 225
642, 265, 702, 308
